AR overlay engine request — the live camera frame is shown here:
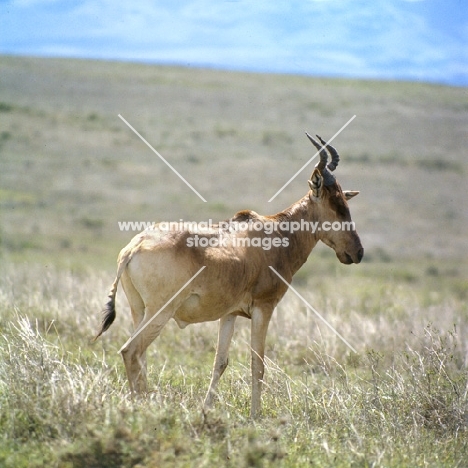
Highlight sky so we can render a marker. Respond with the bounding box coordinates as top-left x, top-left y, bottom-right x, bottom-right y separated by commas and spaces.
1, 0, 467, 86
